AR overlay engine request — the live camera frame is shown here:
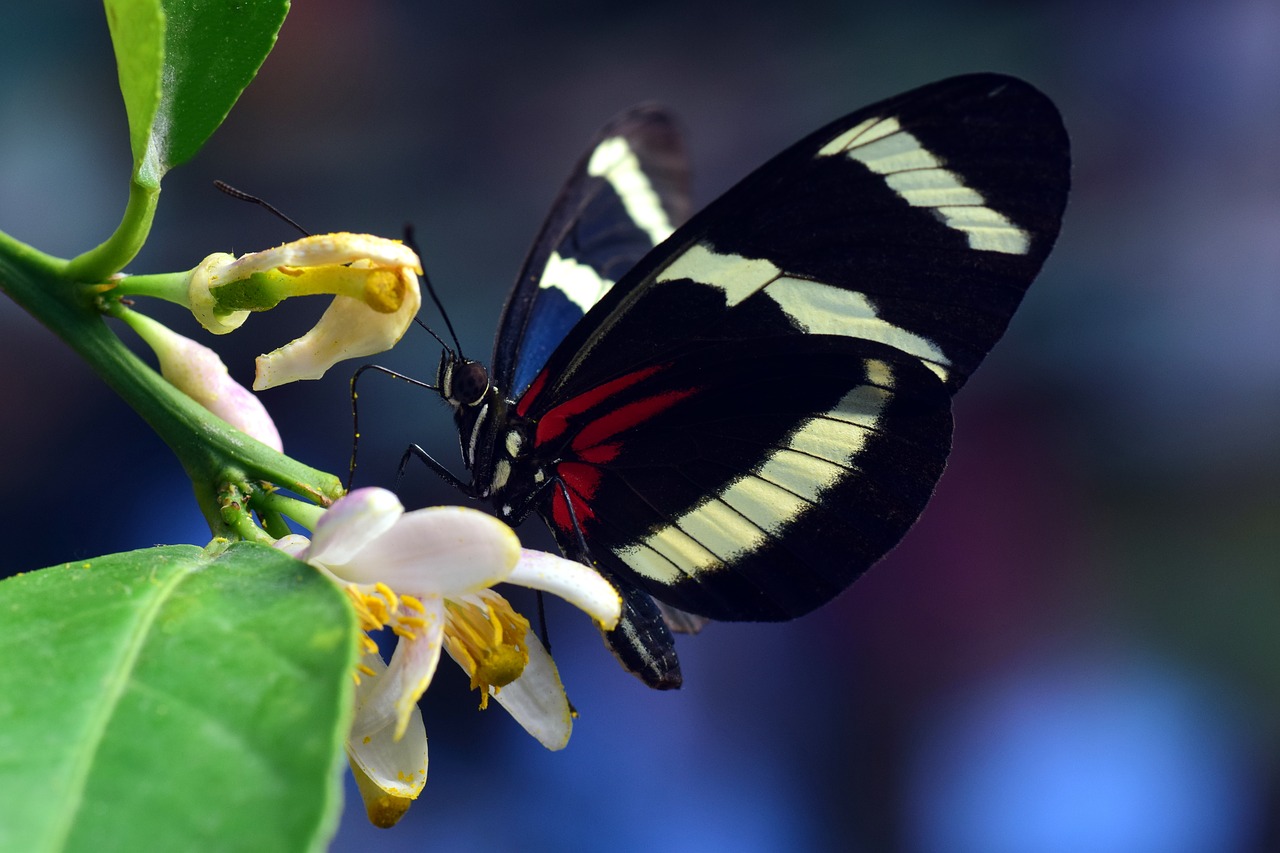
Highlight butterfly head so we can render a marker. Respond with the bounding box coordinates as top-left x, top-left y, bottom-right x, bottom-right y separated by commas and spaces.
436, 350, 491, 409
